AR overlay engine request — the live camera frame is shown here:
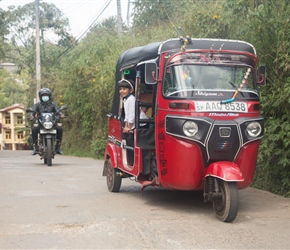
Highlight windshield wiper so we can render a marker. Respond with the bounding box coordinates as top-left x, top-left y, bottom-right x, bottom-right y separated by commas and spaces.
221, 68, 251, 104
